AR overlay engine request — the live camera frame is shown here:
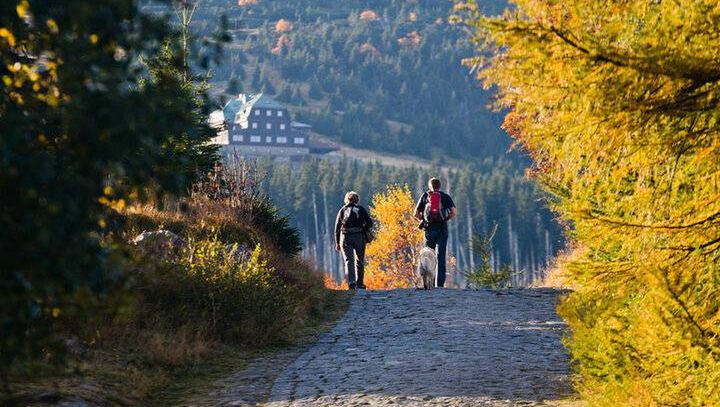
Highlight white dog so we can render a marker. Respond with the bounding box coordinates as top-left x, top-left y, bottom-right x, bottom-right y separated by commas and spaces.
416, 247, 437, 290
